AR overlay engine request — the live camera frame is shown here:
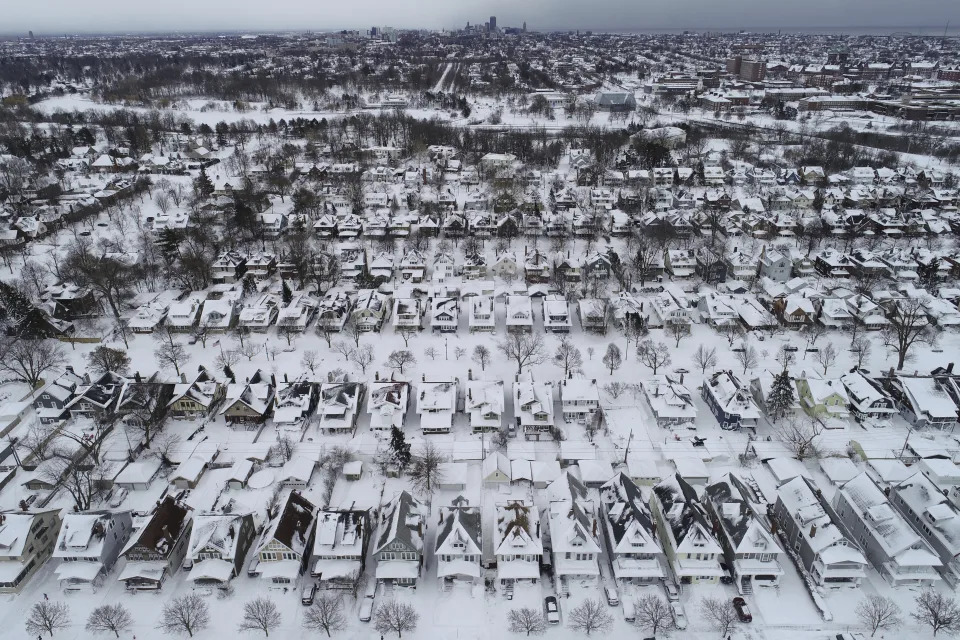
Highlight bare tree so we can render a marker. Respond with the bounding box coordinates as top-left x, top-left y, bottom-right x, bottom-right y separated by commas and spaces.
454, 346, 466, 360
633, 594, 674, 636
342, 315, 364, 347
151, 431, 182, 467
41, 453, 101, 510
303, 593, 347, 638
856, 595, 903, 638
86, 345, 131, 375
602, 343, 622, 374
238, 598, 281, 637
472, 344, 492, 371
160, 594, 210, 638
408, 441, 448, 496
236, 339, 263, 362
498, 333, 548, 375
717, 323, 745, 346
0, 338, 66, 388
333, 340, 356, 362
699, 596, 738, 637
883, 298, 935, 369
774, 415, 824, 460
693, 344, 718, 374
26, 601, 71, 637
636, 340, 671, 375
301, 349, 320, 374
852, 335, 872, 369
385, 350, 416, 374
374, 600, 419, 638
397, 326, 418, 348
350, 343, 375, 373
552, 335, 583, 377
568, 599, 612, 636
913, 589, 960, 637
86, 604, 132, 638
668, 322, 691, 348
803, 322, 828, 348
734, 345, 759, 374
424, 346, 439, 361
153, 327, 189, 377
507, 607, 547, 636
816, 341, 838, 375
